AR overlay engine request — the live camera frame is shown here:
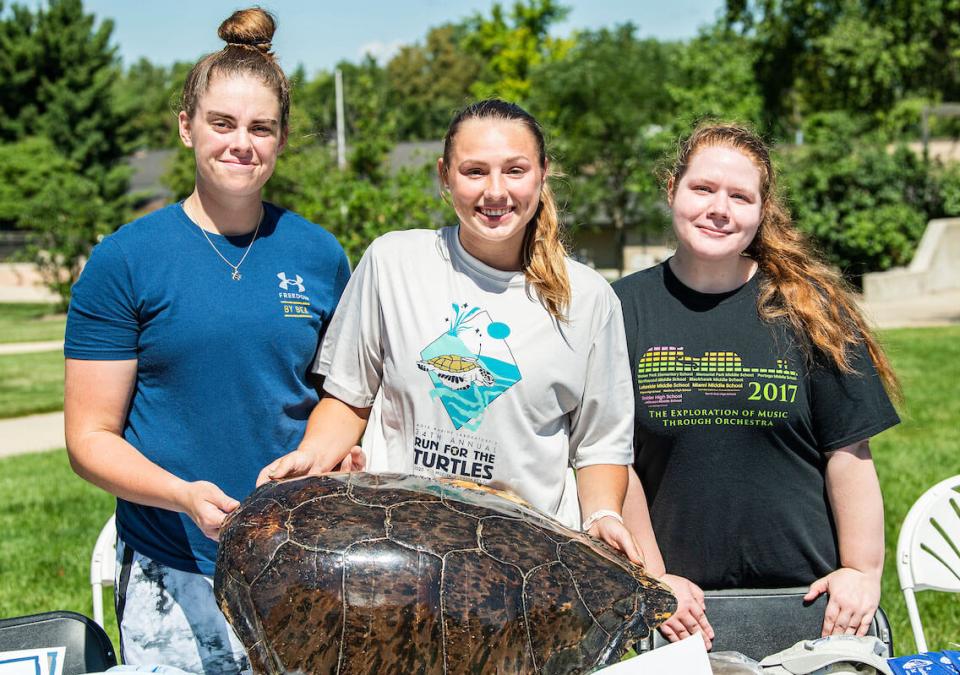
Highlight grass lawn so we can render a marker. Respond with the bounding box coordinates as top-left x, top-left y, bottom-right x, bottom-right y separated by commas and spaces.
872, 326, 960, 654
0, 326, 957, 659
0, 449, 118, 649
0, 350, 63, 419
0, 303, 65, 344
